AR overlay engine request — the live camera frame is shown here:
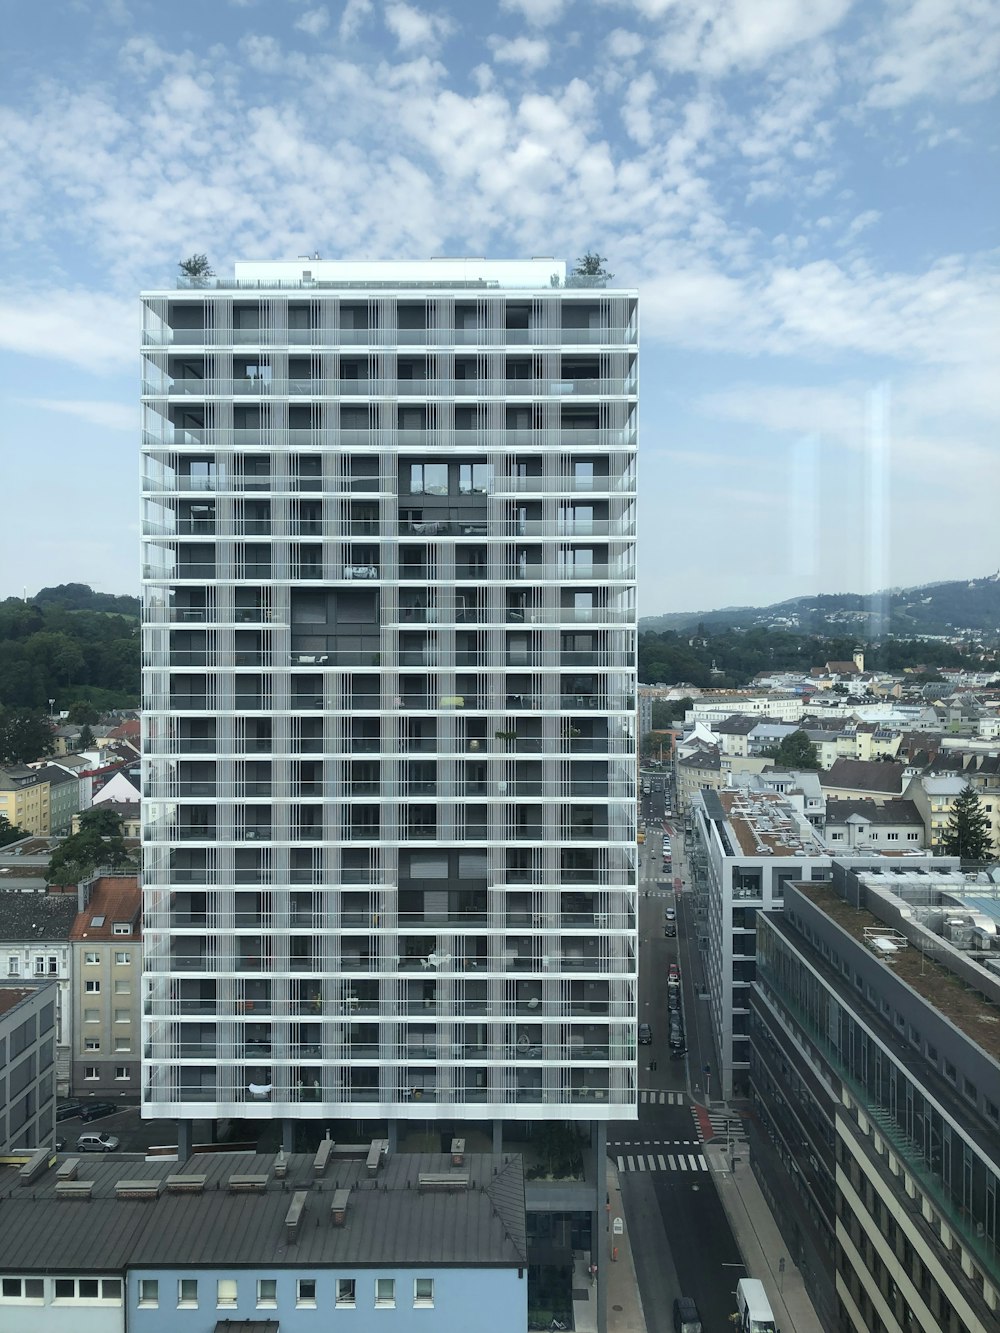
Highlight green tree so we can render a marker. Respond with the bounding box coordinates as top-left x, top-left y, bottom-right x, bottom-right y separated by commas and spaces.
0, 710, 54, 764
67, 701, 99, 724
0, 814, 25, 847
763, 729, 820, 770
652, 697, 692, 727
45, 807, 135, 885
179, 253, 214, 278
571, 251, 613, 280
940, 784, 994, 862
78, 724, 96, 749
